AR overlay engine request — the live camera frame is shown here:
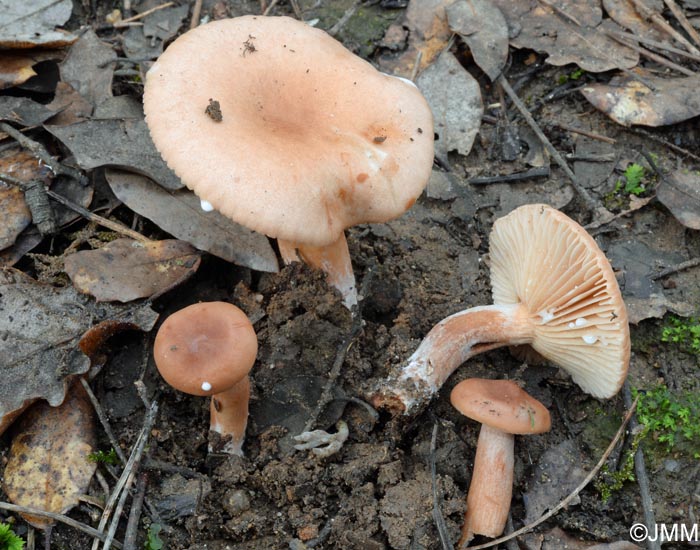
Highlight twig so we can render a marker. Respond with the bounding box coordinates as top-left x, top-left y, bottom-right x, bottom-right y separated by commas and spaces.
0, 173, 151, 243
629, 0, 700, 56
328, 0, 361, 37
623, 383, 660, 550
462, 395, 639, 550
604, 29, 700, 63
553, 123, 616, 144
80, 378, 128, 465
497, 75, 613, 223
122, 472, 148, 550
630, 128, 700, 162
430, 422, 451, 550
652, 257, 700, 280
468, 166, 550, 185
189, 0, 203, 29
608, 35, 696, 77
91, 401, 159, 550
663, 0, 700, 49
0, 122, 86, 184
262, 0, 280, 16
0, 502, 122, 548
113, 2, 174, 27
